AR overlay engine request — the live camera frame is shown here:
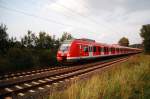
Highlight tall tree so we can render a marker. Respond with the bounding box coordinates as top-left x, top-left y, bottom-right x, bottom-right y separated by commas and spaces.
0, 24, 9, 54
60, 32, 73, 42
118, 37, 129, 47
140, 24, 150, 53
21, 30, 36, 48
36, 32, 53, 49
